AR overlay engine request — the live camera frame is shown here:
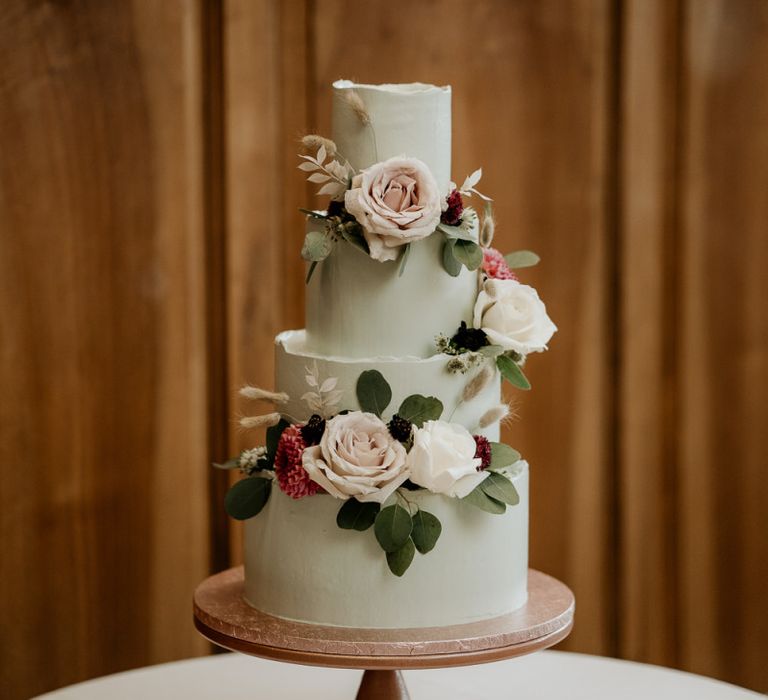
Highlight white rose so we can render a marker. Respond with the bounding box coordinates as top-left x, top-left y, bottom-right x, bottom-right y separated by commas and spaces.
344, 156, 441, 262
473, 279, 557, 355
406, 420, 488, 498
302, 412, 408, 503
